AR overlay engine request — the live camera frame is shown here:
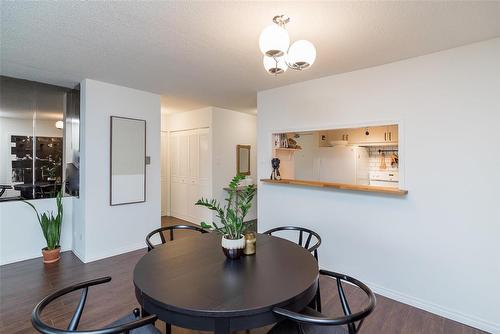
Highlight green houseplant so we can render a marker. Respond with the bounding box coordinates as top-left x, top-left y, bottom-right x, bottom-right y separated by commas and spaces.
24, 190, 63, 263
196, 174, 256, 259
